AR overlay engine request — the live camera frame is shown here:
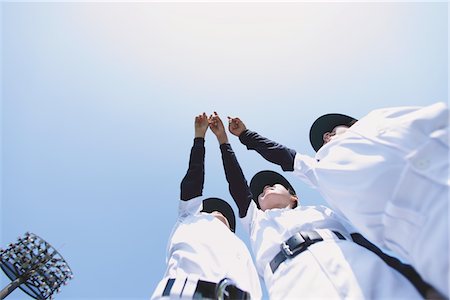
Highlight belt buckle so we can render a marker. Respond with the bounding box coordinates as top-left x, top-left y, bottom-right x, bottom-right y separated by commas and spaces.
281, 241, 295, 257
281, 232, 307, 257
215, 278, 235, 300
